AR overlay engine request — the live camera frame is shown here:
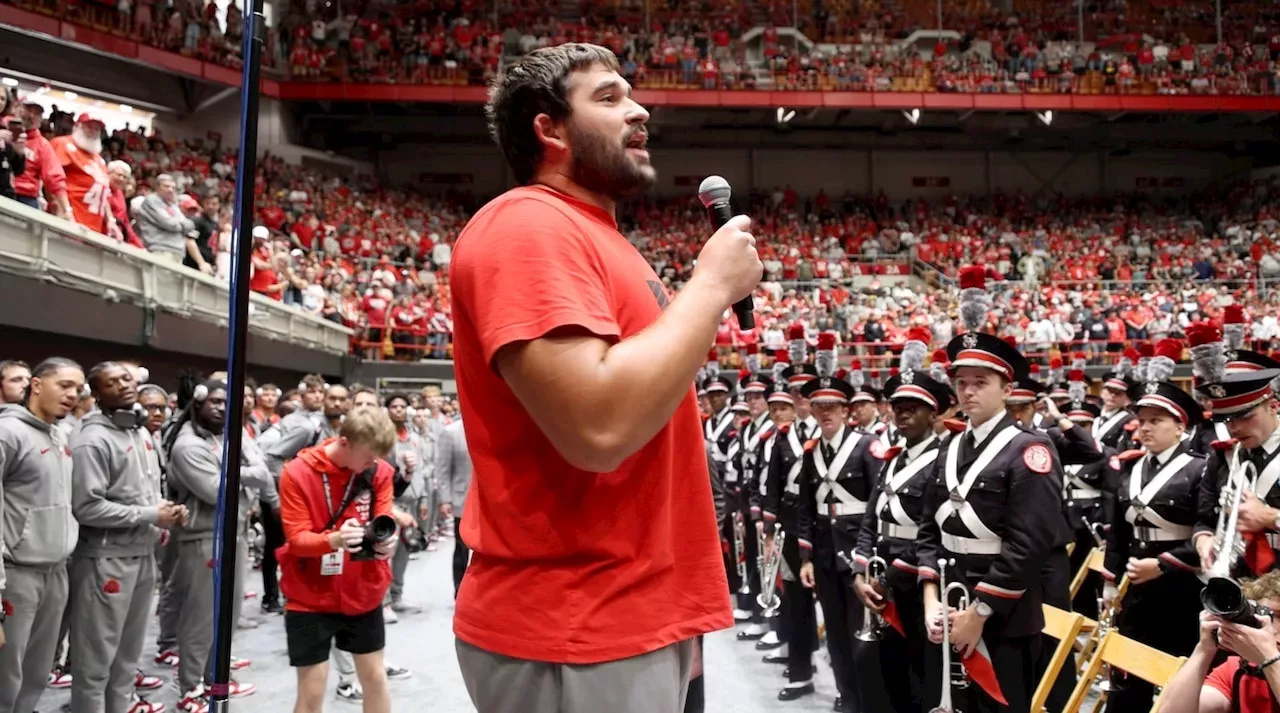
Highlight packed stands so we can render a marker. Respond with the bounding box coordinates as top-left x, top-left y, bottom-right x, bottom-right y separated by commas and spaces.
5, 102, 1278, 367
10, 0, 1280, 95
